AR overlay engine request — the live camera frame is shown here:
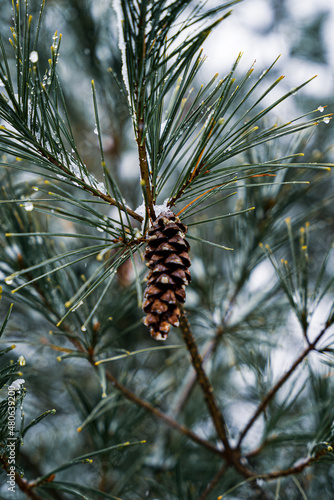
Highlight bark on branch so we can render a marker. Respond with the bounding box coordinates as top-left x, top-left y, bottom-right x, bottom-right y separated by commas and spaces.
179, 307, 231, 453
